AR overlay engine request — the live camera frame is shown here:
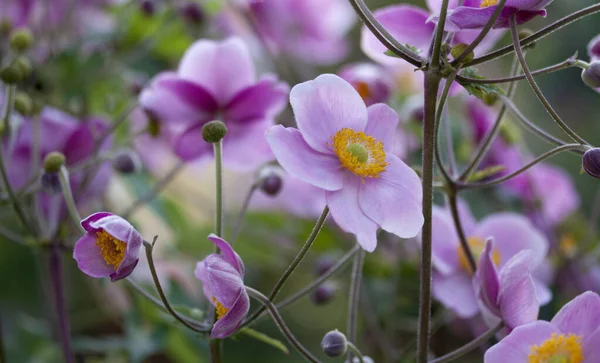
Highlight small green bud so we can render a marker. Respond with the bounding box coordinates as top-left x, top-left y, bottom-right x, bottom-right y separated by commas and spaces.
0, 64, 22, 84
9, 28, 34, 52
451, 43, 474, 64
499, 120, 521, 145
201, 120, 228, 143
43, 151, 66, 173
14, 56, 32, 79
518, 29, 536, 49
14, 92, 33, 116
482, 92, 498, 106
0, 19, 12, 35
